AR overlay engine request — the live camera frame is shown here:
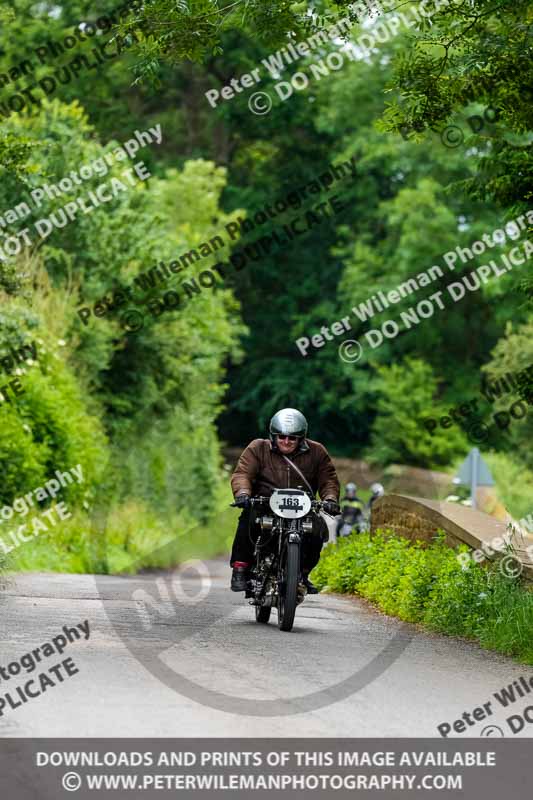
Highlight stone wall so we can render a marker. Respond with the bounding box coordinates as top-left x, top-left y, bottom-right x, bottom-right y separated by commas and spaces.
371, 494, 533, 582
371, 496, 462, 549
